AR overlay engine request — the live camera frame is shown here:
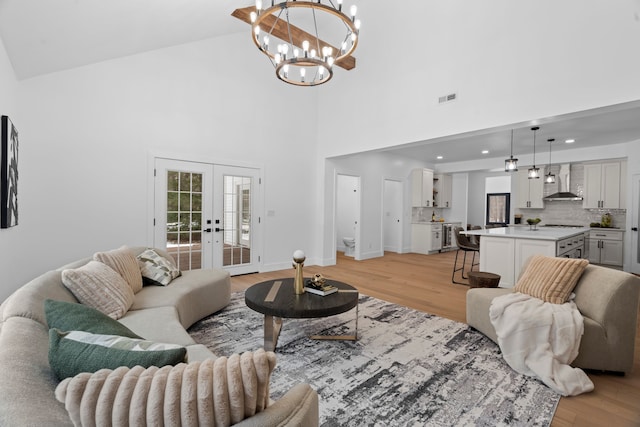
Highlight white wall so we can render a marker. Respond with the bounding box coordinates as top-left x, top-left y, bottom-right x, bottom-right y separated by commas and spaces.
317, 0, 640, 159
0, 37, 20, 301
1, 33, 322, 299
